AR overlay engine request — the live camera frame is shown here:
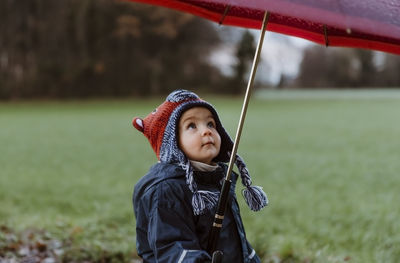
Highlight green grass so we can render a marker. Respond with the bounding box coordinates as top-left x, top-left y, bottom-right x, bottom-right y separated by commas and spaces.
1, 91, 400, 262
